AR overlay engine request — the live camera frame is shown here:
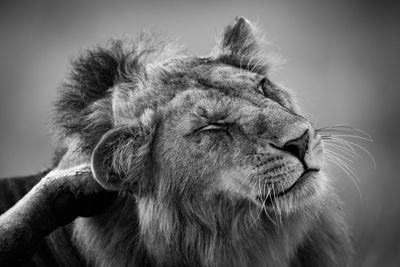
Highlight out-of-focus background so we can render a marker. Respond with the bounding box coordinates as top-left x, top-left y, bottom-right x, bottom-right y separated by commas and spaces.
0, 0, 398, 265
